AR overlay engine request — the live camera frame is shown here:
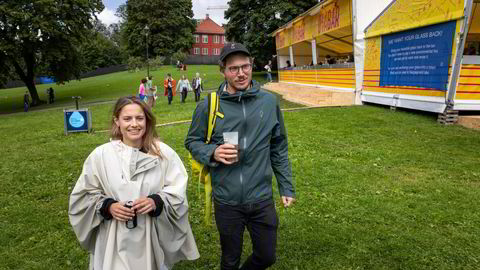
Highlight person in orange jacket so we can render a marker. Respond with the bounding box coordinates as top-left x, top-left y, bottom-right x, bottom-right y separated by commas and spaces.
164, 73, 176, 105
